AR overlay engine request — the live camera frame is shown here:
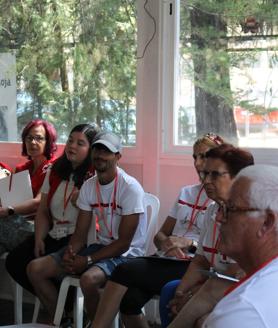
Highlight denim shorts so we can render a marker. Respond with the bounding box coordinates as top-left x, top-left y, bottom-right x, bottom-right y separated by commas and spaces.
50, 243, 131, 278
